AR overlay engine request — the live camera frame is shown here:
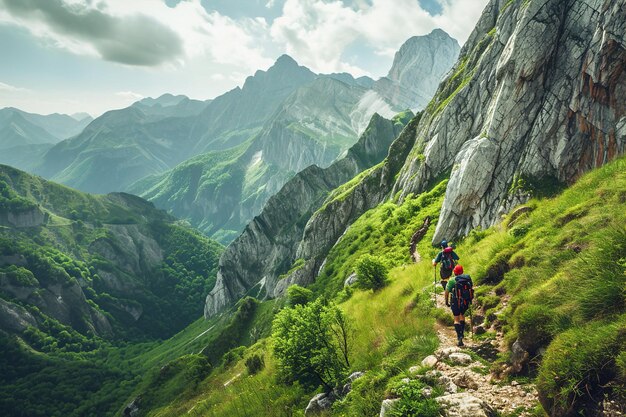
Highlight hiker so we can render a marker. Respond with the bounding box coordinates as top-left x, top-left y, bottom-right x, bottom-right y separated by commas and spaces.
432, 239, 459, 289
445, 265, 473, 346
